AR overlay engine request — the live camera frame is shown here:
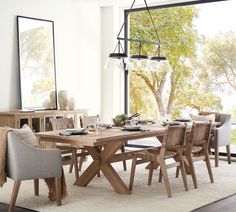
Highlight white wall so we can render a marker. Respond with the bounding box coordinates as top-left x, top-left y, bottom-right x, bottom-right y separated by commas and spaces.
0, 0, 101, 115
100, 6, 125, 123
